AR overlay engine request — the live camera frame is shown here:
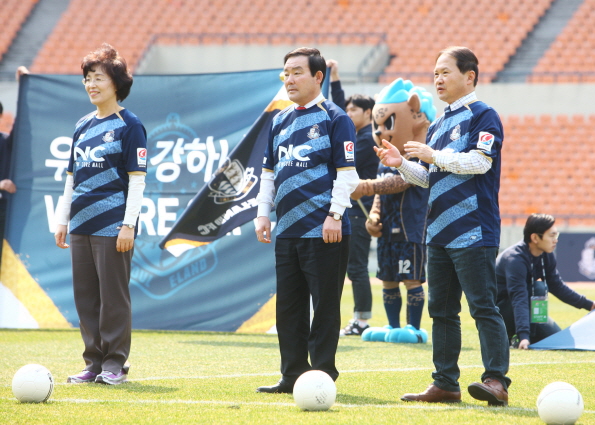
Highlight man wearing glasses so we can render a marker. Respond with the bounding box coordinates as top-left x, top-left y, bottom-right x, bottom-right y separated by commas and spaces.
496, 213, 595, 349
